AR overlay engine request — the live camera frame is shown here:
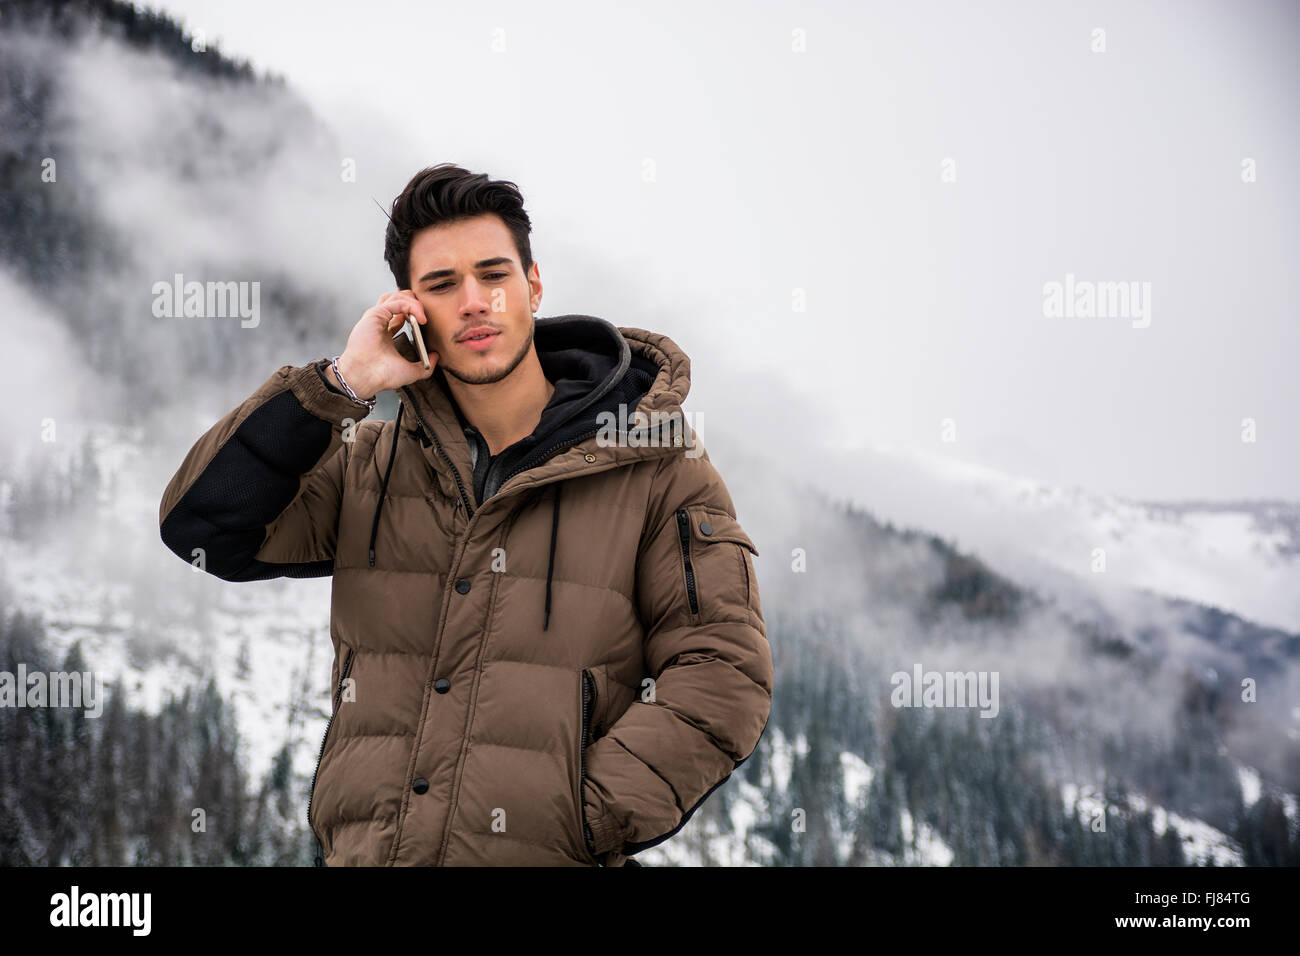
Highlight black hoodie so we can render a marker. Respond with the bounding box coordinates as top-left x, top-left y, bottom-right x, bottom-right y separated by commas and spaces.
321, 315, 660, 629
448, 315, 659, 504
